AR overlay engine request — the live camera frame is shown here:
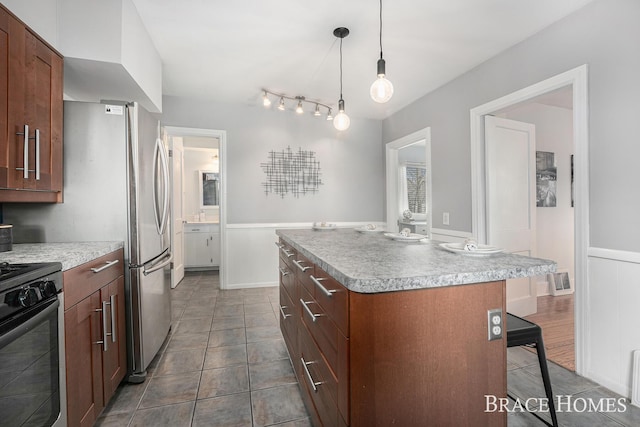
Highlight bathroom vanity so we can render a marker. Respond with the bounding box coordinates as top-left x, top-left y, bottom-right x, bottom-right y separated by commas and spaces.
276, 228, 555, 427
